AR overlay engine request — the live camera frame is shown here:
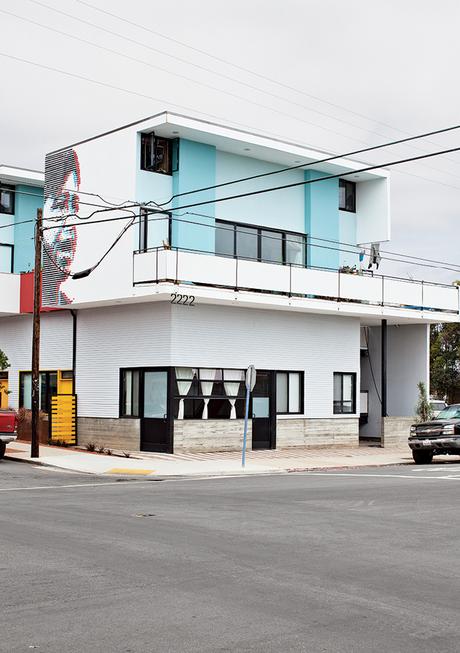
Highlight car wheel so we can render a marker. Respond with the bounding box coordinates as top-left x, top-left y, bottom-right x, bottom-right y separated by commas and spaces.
412, 449, 433, 465
0, 441, 5, 460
